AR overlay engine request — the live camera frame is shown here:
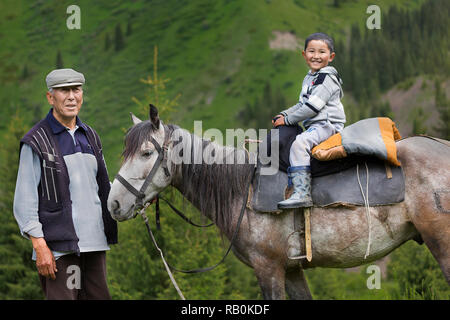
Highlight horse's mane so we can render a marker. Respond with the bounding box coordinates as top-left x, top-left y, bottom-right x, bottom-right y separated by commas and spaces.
122, 120, 155, 162
122, 121, 255, 235
178, 130, 255, 235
